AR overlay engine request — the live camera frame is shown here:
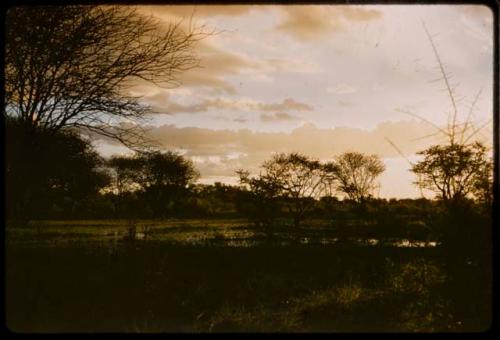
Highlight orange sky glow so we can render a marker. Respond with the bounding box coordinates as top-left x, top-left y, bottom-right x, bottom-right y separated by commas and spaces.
96, 4, 494, 199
